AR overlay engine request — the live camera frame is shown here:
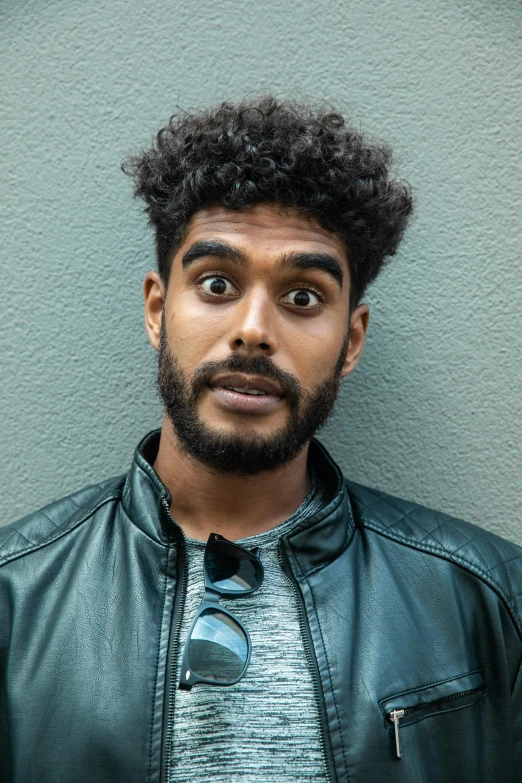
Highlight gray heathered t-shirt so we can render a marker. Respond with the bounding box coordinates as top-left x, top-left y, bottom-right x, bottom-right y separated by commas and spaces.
169, 471, 329, 783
